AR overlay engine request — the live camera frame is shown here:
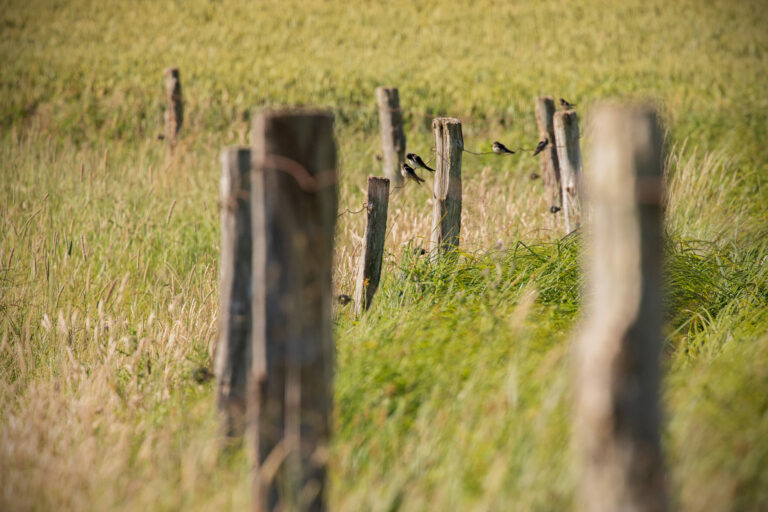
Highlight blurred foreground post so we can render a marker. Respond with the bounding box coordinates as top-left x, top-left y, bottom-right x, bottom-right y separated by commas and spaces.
164, 67, 183, 152
430, 117, 463, 260
216, 147, 252, 438
553, 110, 582, 233
250, 109, 337, 512
534, 96, 561, 210
353, 177, 390, 316
575, 103, 667, 512
376, 87, 406, 186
